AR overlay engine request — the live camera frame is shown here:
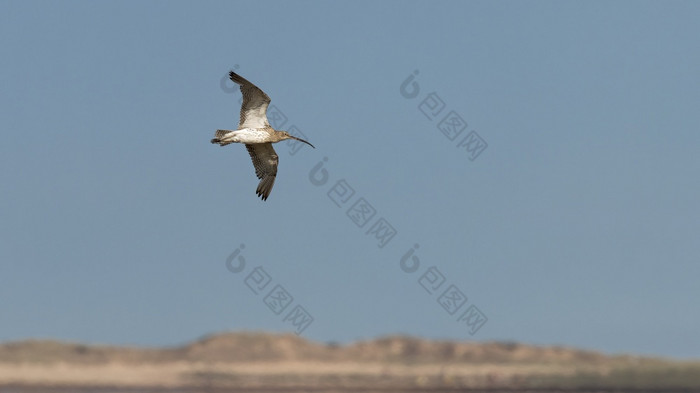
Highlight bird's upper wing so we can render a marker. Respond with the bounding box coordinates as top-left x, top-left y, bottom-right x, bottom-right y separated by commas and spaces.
230, 71, 271, 129
245, 143, 278, 201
